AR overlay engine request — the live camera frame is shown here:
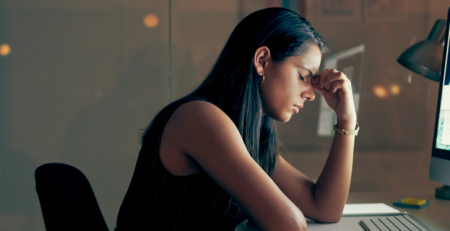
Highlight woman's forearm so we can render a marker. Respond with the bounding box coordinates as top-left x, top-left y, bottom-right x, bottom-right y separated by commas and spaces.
313, 119, 356, 222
